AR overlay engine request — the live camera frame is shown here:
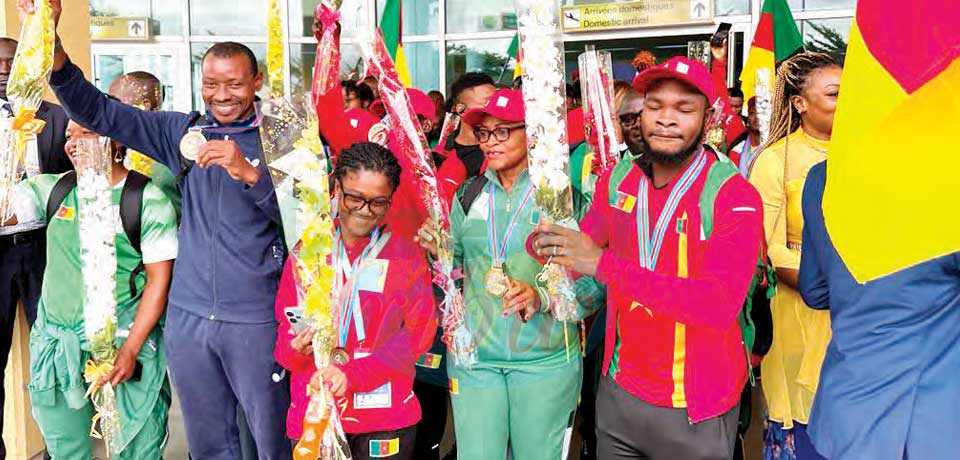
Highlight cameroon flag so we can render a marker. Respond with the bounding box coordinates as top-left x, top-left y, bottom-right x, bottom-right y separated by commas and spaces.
739, 0, 803, 101
823, 0, 960, 282
507, 33, 522, 81
380, 0, 411, 87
